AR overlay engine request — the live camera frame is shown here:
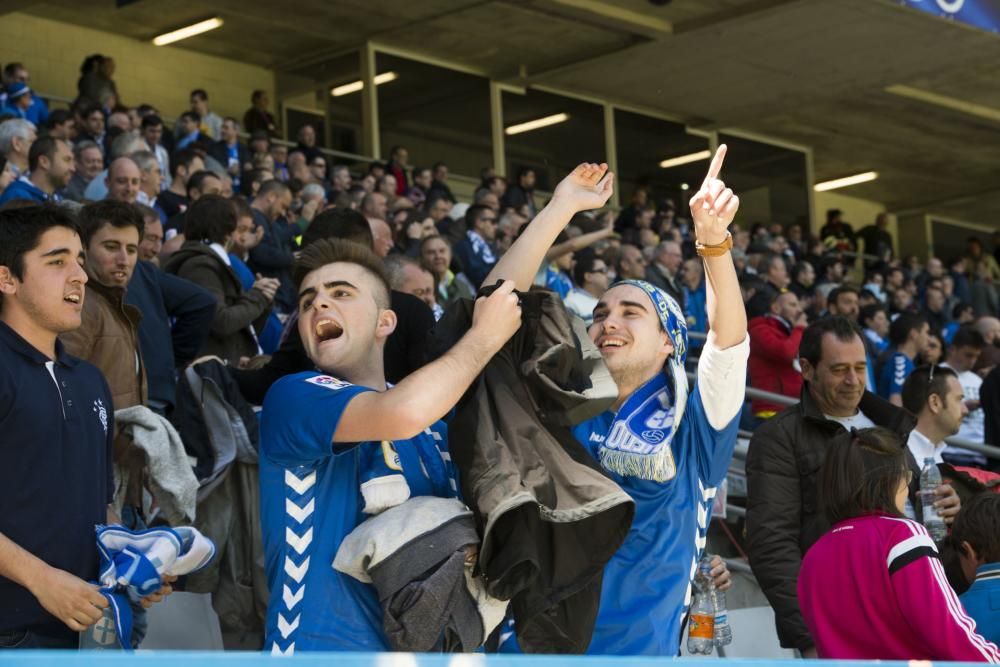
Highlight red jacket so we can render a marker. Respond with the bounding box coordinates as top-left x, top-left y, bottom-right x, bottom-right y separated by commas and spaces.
748, 315, 804, 414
